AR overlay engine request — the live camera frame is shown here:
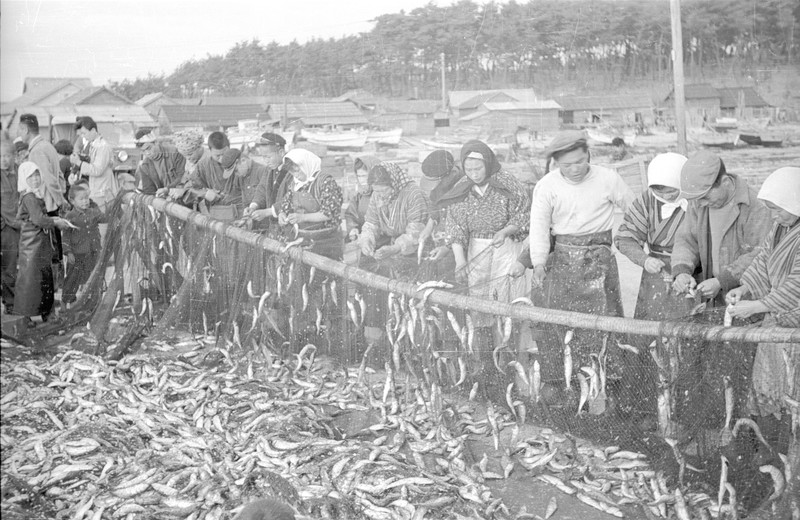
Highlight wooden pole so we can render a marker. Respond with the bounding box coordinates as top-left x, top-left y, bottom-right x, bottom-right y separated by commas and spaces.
441, 52, 447, 112
670, 0, 688, 155
125, 193, 800, 344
